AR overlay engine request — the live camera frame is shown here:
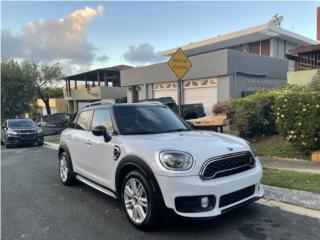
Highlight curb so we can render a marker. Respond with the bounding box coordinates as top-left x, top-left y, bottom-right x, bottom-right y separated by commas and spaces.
44, 141, 59, 151
263, 185, 320, 211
